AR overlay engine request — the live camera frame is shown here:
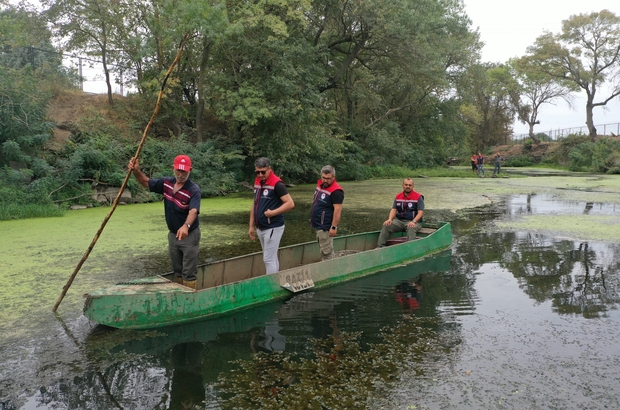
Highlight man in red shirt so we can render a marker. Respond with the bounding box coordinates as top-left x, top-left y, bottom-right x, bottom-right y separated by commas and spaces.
377, 178, 424, 247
